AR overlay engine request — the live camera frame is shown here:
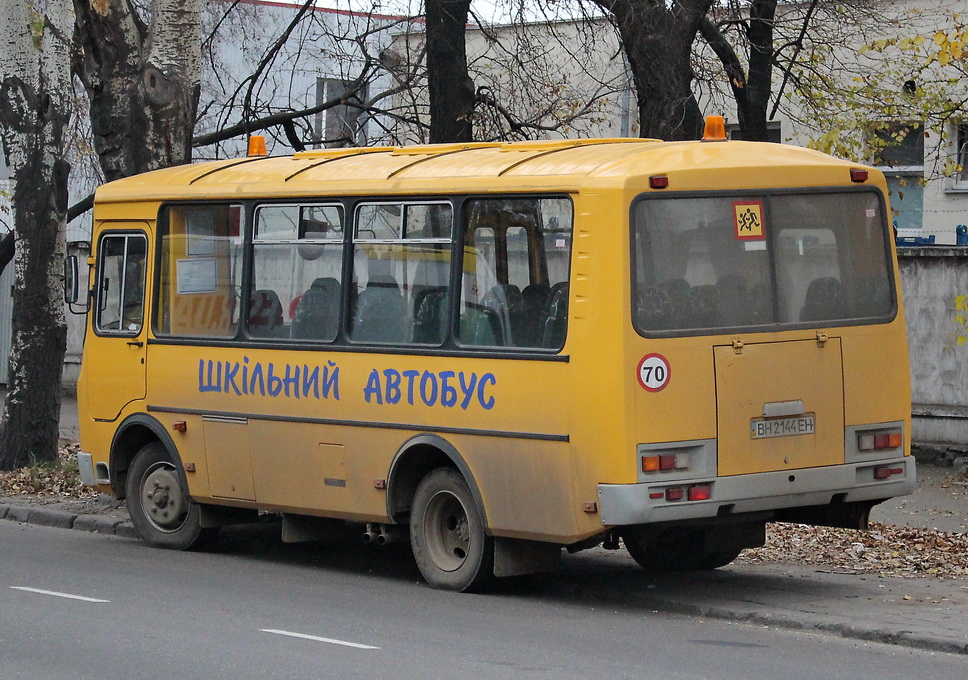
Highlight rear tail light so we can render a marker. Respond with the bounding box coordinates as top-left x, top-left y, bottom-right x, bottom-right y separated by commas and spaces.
642, 452, 690, 473
665, 487, 684, 502
656, 484, 711, 503
858, 430, 902, 451
873, 465, 904, 480
688, 484, 711, 501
